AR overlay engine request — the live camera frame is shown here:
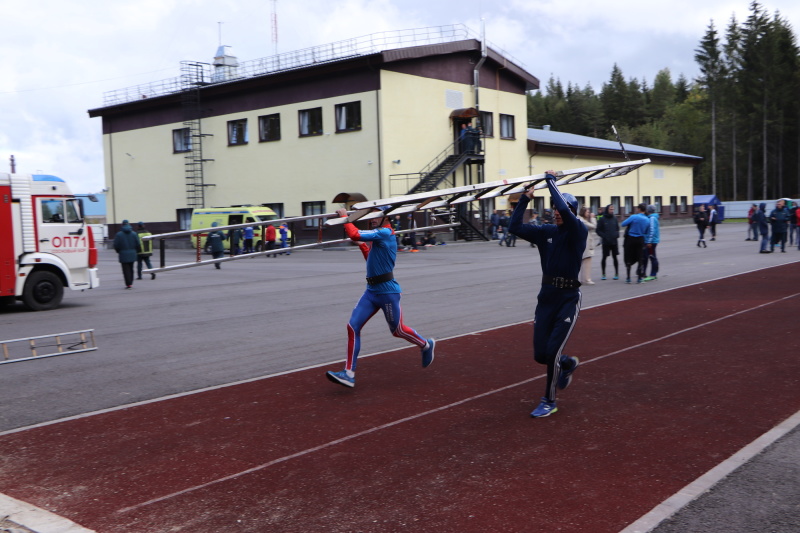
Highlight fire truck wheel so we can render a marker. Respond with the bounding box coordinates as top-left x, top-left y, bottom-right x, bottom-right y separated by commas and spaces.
22, 271, 64, 311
